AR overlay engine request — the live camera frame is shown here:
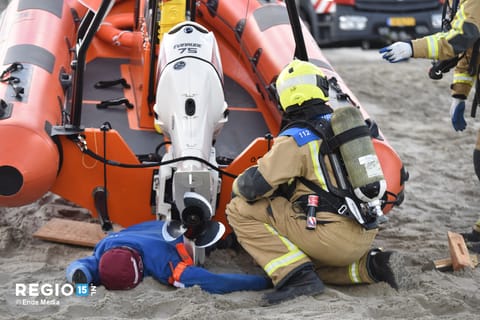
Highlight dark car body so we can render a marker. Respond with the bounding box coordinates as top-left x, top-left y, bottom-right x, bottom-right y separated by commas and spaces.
297, 0, 445, 48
